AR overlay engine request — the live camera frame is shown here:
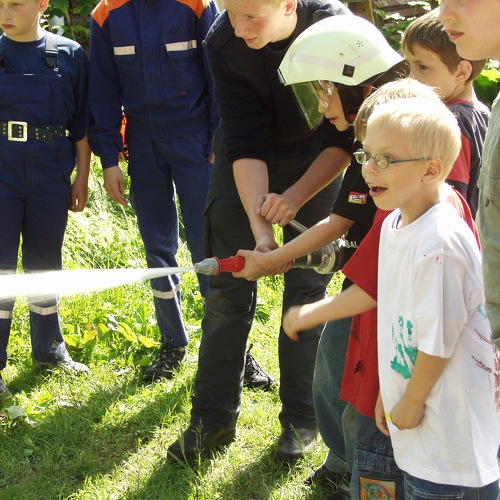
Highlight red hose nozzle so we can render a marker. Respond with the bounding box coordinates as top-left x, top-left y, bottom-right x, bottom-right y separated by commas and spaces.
194, 256, 245, 276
